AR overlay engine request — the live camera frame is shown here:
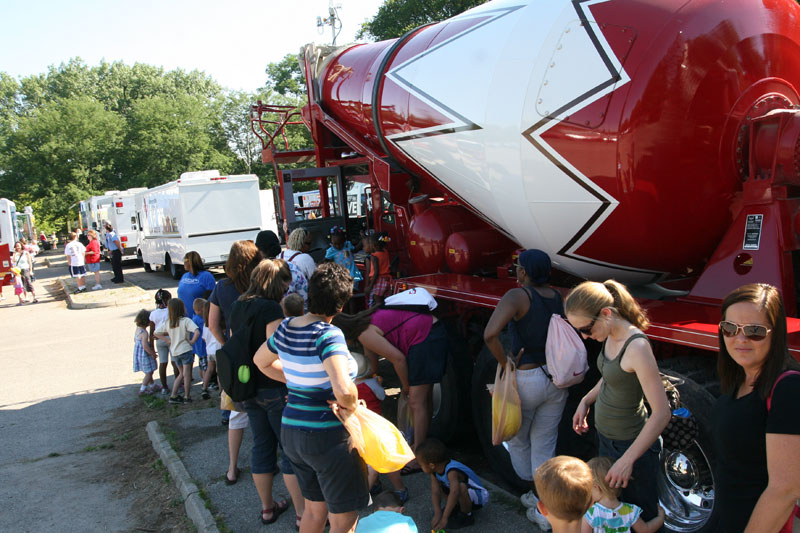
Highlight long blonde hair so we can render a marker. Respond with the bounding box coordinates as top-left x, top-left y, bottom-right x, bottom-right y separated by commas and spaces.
564, 279, 649, 330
